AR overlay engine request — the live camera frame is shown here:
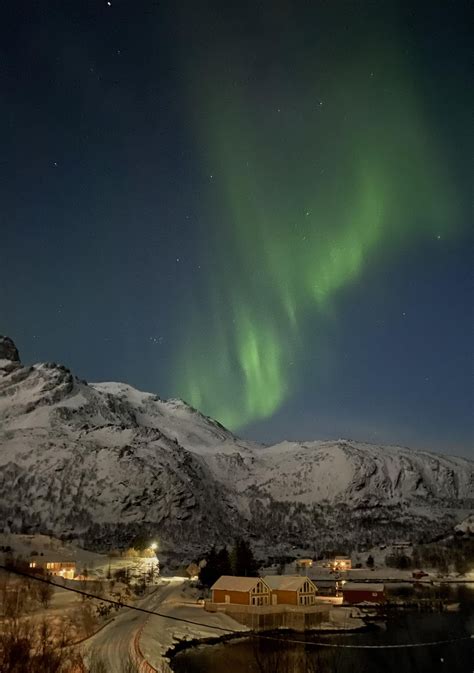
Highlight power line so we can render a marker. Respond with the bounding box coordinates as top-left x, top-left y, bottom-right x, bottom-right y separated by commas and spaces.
0, 565, 231, 632
0, 565, 472, 650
